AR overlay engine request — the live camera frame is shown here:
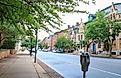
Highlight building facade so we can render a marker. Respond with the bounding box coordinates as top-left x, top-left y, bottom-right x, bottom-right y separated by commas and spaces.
42, 21, 86, 52
42, 26, 71, 51
88, 2, 121, 54
69, 21, 85, 52
106, 2, 121, 53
